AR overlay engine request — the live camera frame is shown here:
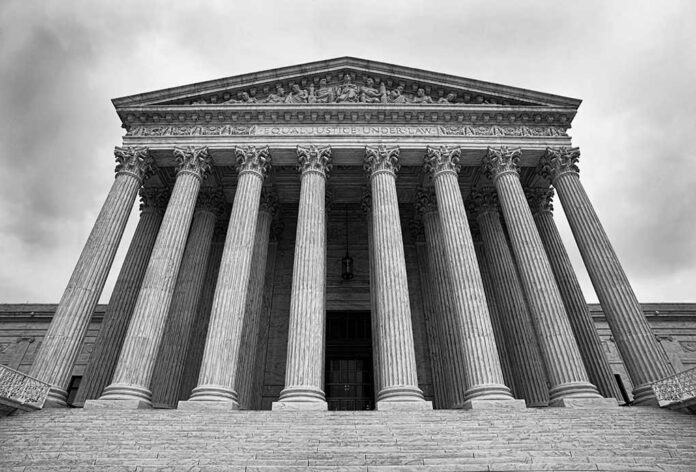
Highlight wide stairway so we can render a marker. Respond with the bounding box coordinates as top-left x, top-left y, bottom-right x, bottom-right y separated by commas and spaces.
1, 406, 695, 471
